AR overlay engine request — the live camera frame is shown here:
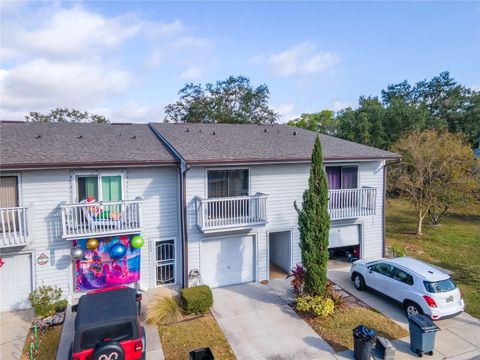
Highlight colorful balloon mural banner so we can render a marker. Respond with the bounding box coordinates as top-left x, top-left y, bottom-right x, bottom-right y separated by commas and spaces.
75, 235, 141, 291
